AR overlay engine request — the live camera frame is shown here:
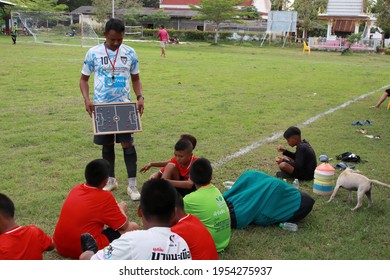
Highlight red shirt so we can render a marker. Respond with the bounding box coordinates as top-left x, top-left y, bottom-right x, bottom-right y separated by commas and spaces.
160, 156, 198, 180
172, 214, 218, 260
53, 184, 127, 259
158, 29, 169, 42
0, 225, 53, 260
